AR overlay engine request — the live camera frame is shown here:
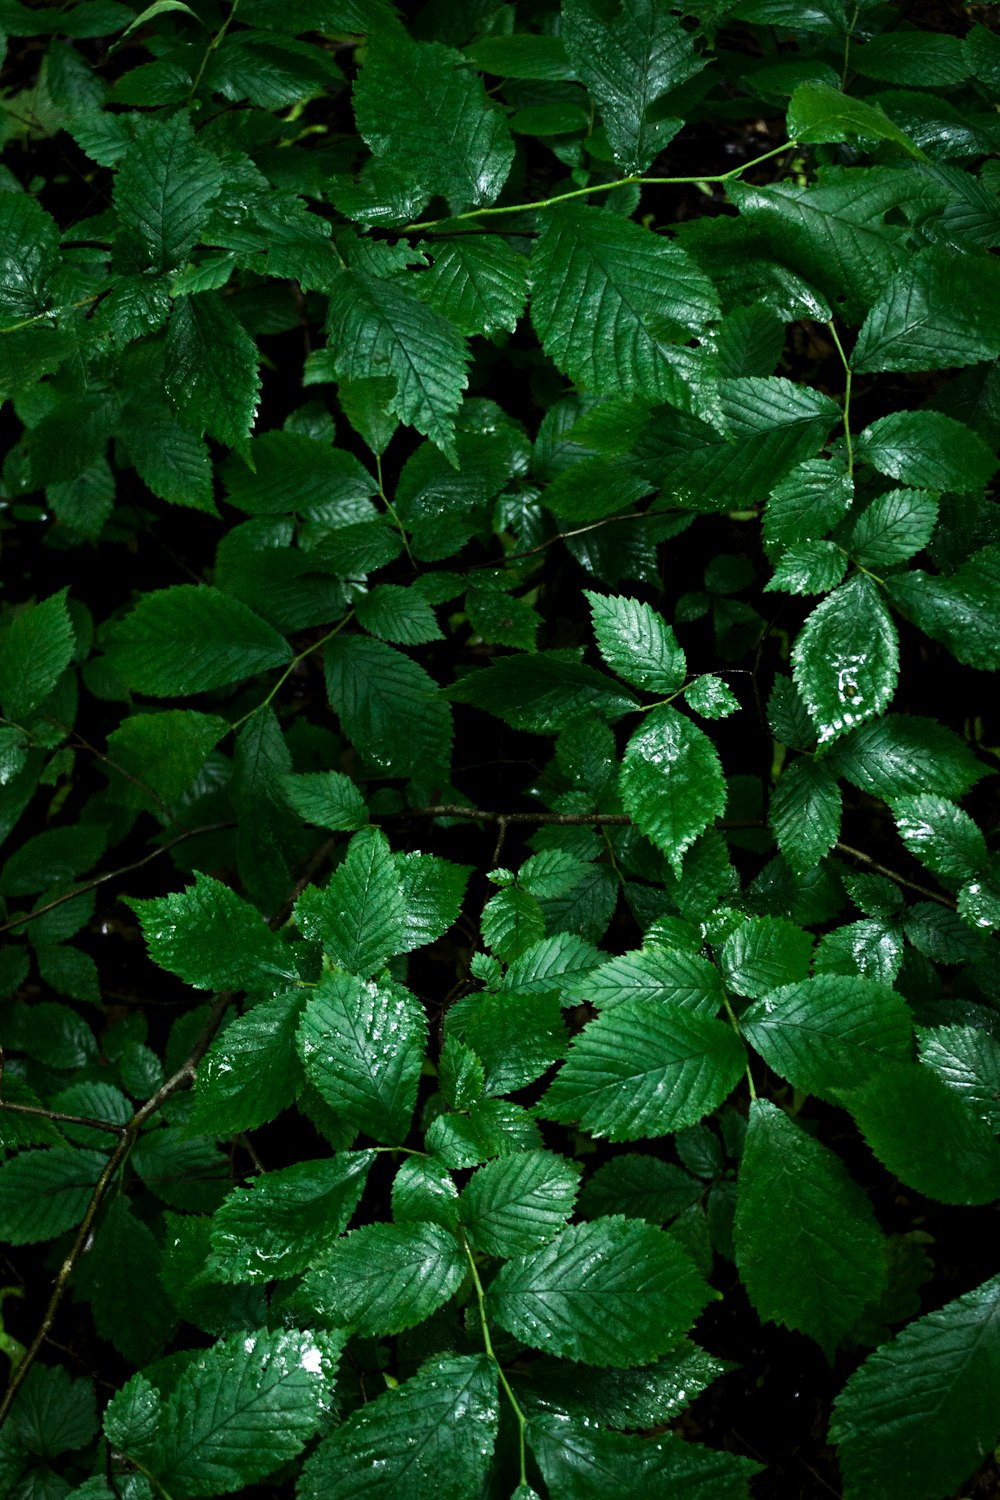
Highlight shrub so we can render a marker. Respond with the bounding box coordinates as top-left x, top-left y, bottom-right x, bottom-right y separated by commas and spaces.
1, 1, 999, 1496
